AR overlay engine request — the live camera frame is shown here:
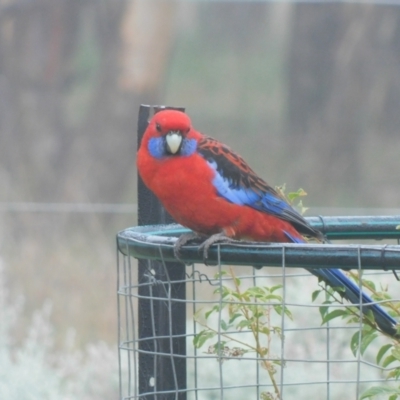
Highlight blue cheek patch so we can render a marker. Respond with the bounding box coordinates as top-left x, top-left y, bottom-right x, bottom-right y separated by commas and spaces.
148, 137, 197, 159
180, 138, 197, 156
148, 137, 166, 159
